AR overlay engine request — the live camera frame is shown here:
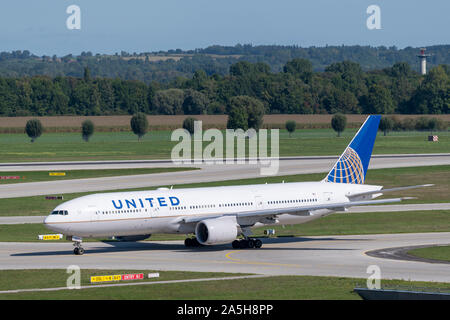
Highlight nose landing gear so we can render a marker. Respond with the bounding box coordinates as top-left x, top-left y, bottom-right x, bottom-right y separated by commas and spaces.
68, 236, 85, 255
73, 246, 85, 255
